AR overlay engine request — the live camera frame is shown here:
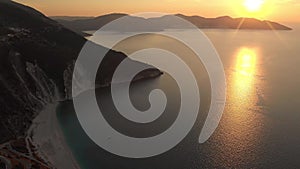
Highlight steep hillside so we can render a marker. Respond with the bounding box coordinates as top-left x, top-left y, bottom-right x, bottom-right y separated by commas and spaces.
0, 0, 161, 144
